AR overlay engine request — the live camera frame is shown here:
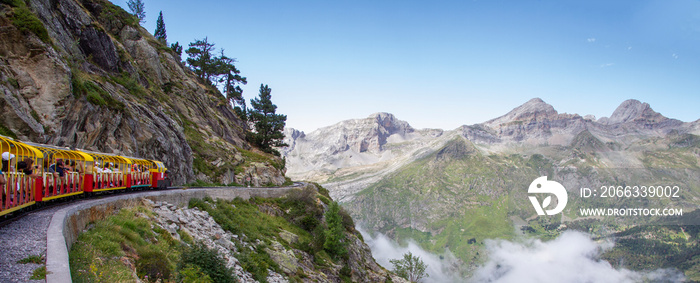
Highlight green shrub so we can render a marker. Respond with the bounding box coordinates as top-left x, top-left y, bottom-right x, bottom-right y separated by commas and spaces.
30, 266, 47, 280
17, 255, 43, 264
6, 77, 19, 88
323, 202, 348, 259
279, 187, 325, 233
111, 72, 146, 98
162, 82, 174, 93
339, 264, 352, 282
192, 157, 216, 179
0, 0, 24, 7
299, 214, 321, 232
314, 183, 332, 200
30, 109, 41, 122
178, 229, 194, 244
77, 79, 126, 112
179, 243, 236, 283
71, 71, 86, 98
136, 248, 171, 282
11, 6, 50, 43
95, 0, 138, 29
71, 68, 126, 112
313, 250, 331, 268
85, 82, 108, 106
237, 245, 278, 283
178, 264, 213, 283
237, 147, 284, 170
339, 206, 355, 233
311, 225, 326, 253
